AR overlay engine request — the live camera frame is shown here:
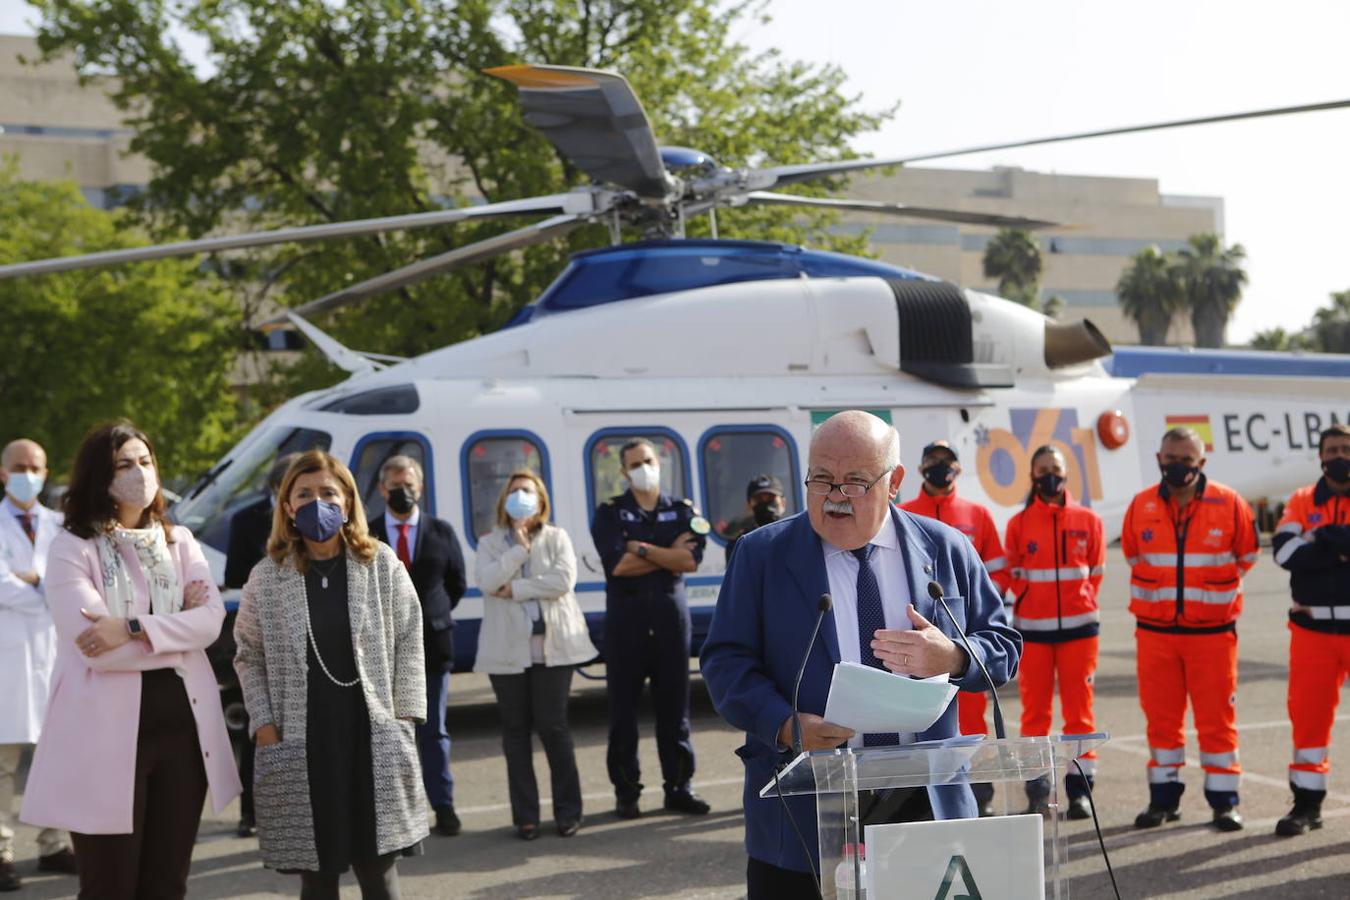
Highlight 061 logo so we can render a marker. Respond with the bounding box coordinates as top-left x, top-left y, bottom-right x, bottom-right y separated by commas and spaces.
975, 408, 1104, 508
